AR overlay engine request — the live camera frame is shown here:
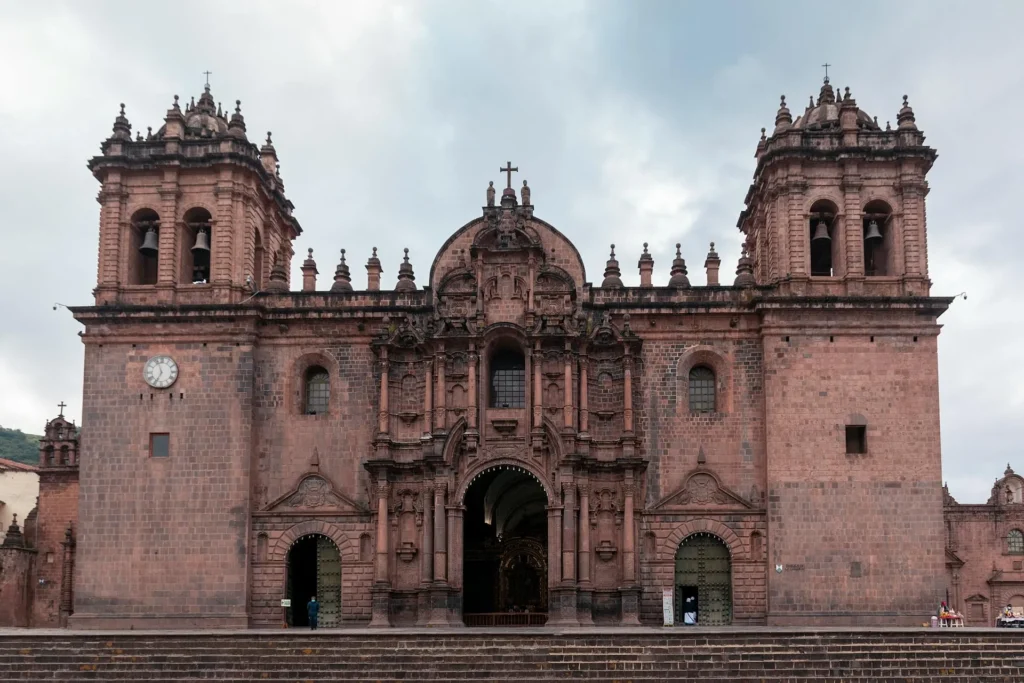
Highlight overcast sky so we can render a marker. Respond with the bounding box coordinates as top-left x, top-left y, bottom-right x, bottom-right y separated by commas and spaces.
0, 1, 1020, 502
